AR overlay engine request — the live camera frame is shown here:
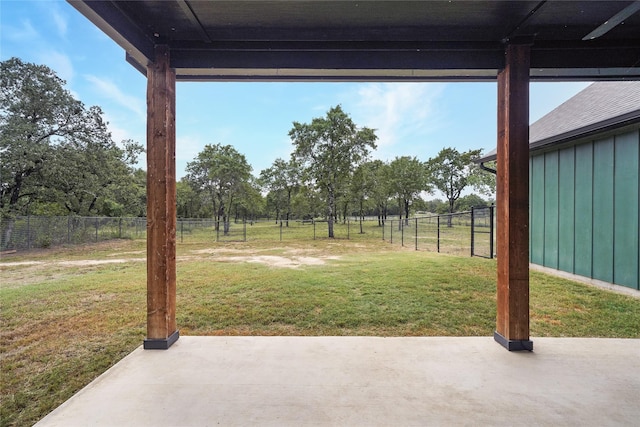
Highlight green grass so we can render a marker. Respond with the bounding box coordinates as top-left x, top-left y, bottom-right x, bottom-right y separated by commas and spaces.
1, 237, 638, 426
